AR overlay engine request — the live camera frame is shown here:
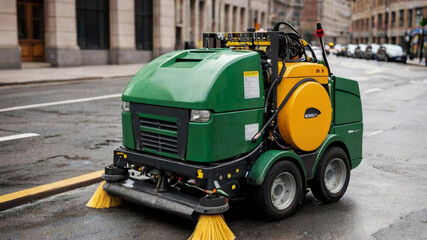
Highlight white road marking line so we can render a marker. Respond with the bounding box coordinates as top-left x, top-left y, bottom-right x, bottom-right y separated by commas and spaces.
364, 88, 383, 94
353, 76, 370, 81
364, 130, 383, 137
0, 133, 40, 142
366, 68, 389, 75
0, 94, 121, 113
